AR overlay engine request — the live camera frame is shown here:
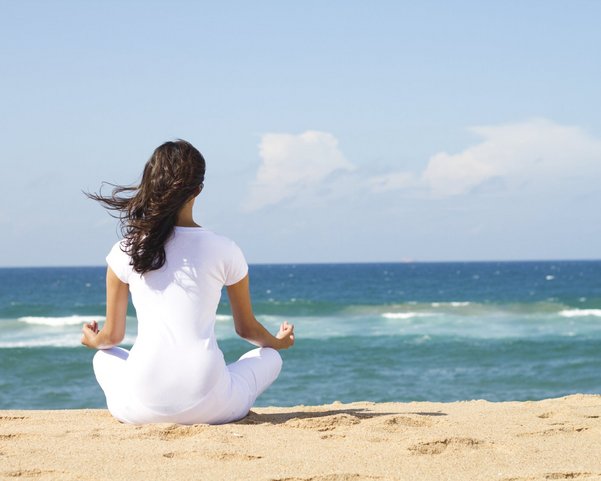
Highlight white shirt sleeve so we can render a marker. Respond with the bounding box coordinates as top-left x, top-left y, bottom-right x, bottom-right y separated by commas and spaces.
106, 240, 133, 284
224, 241, 249, 286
